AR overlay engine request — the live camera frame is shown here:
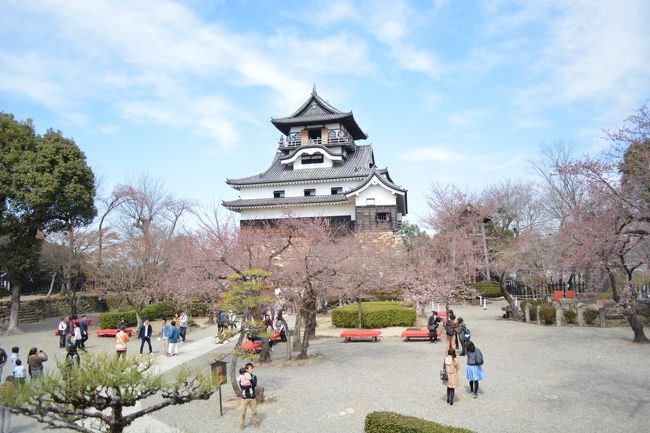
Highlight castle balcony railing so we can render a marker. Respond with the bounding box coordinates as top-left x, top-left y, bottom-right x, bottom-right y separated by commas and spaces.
279, 136, 355, 148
